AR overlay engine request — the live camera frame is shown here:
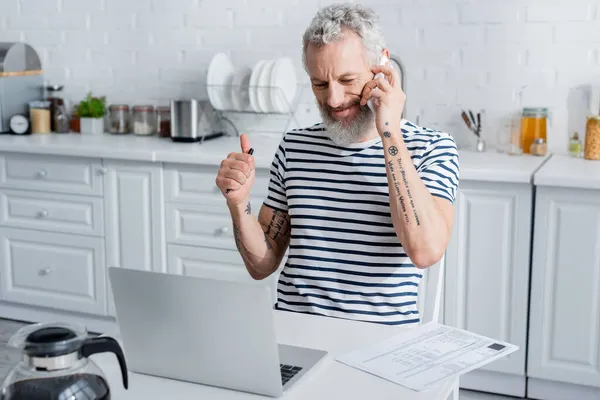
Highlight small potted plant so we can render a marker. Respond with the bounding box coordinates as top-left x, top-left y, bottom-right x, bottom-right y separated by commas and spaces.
77, 92, 106, 134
